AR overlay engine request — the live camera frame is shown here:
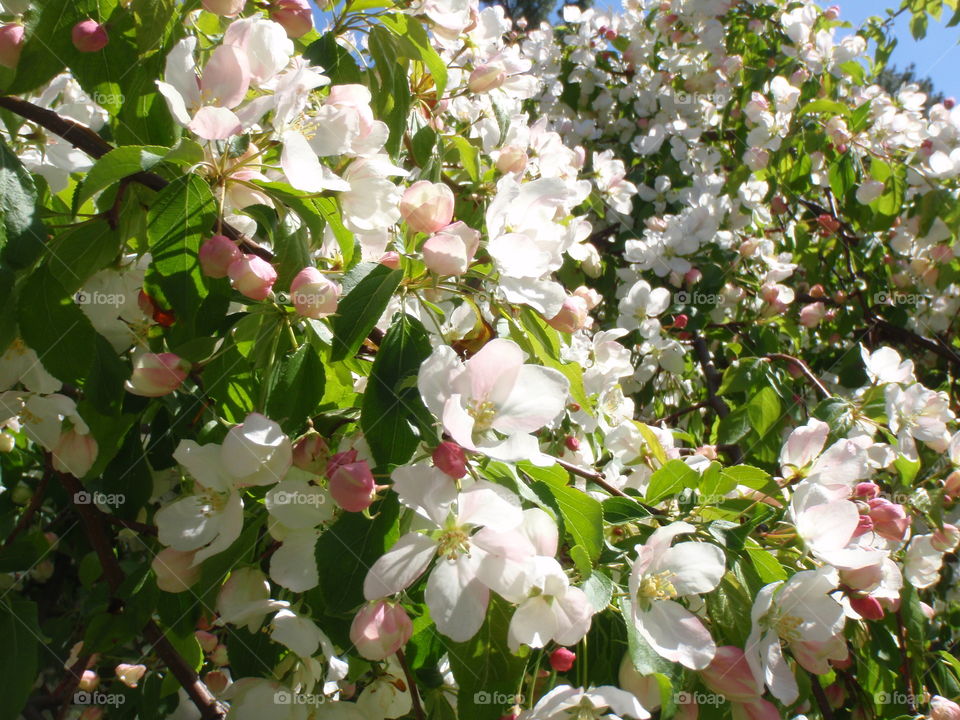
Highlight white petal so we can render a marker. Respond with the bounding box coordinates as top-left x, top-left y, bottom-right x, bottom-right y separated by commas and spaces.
424, 554, 489, 641
634, 600, 716, 670
364, 532, 438, 599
